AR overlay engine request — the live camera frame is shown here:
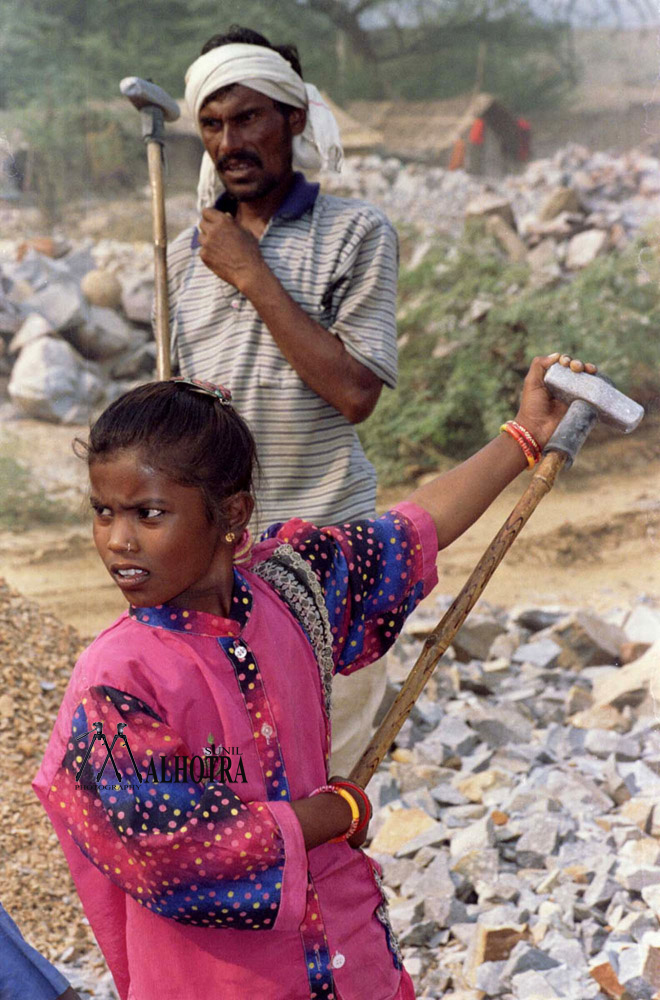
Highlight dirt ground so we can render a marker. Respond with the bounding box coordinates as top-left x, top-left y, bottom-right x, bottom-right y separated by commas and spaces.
0, 414, 657, 639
